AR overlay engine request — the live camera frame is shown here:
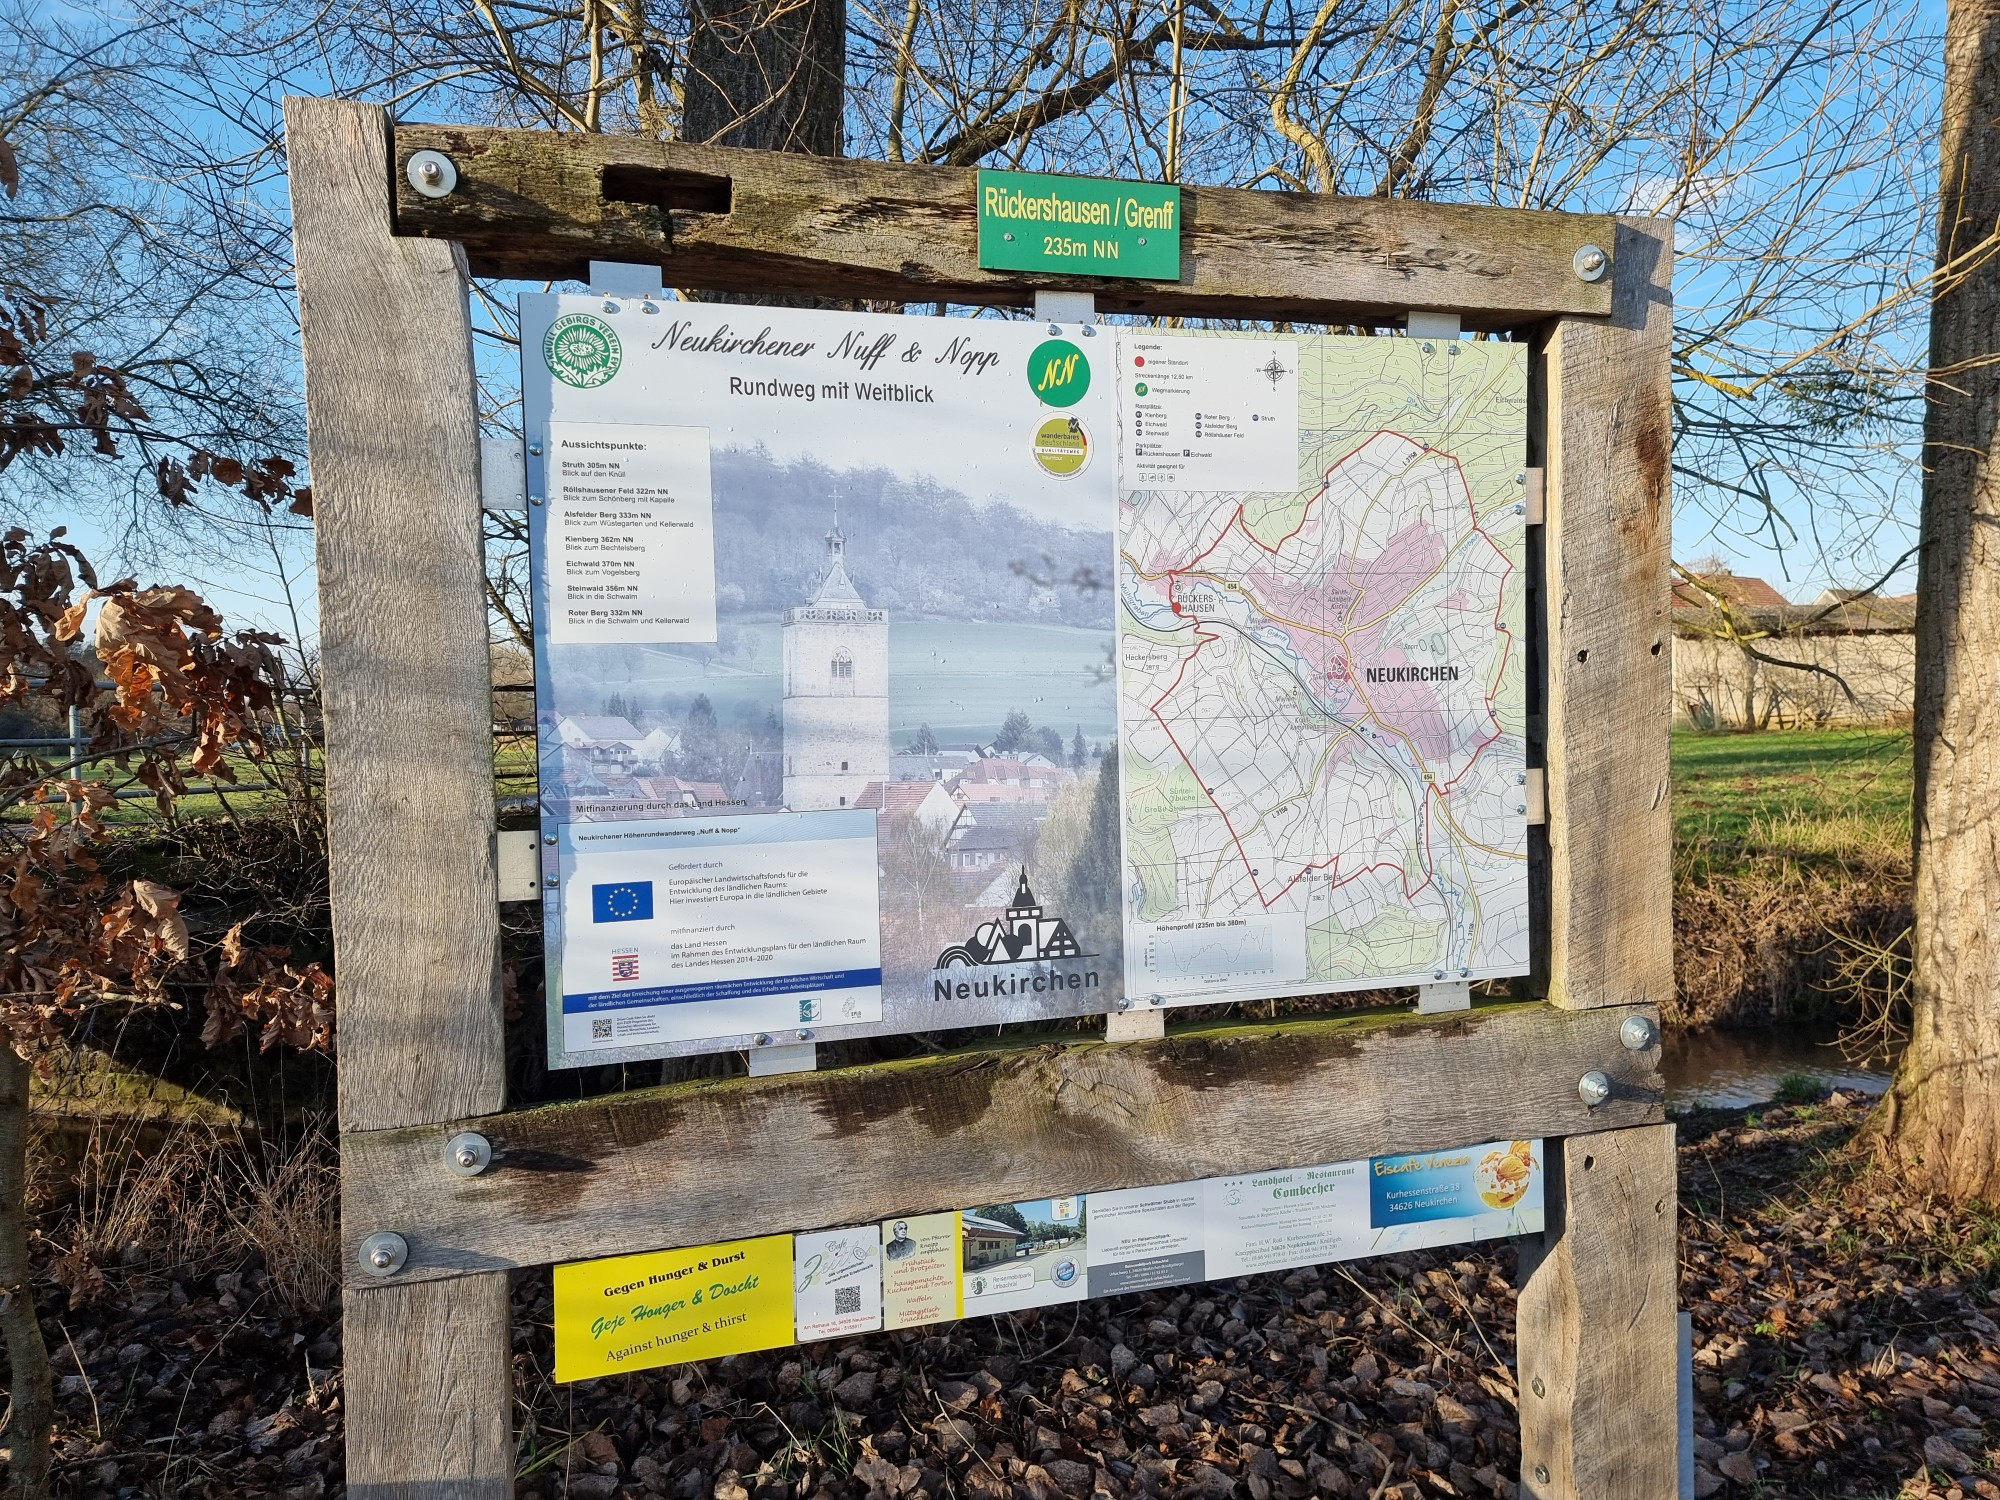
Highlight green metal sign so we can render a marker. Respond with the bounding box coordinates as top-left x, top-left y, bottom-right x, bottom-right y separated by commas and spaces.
976, 170, 1182, 280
